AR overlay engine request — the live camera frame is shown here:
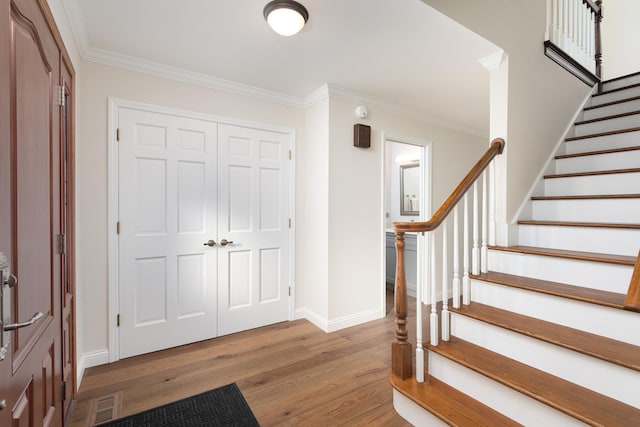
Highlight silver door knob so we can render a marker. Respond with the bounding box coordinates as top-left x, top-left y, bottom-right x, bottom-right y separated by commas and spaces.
3, 274, 17, 288
203, 240, 216, 247
220, 239, 234, 246
4, 311, 43, 331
